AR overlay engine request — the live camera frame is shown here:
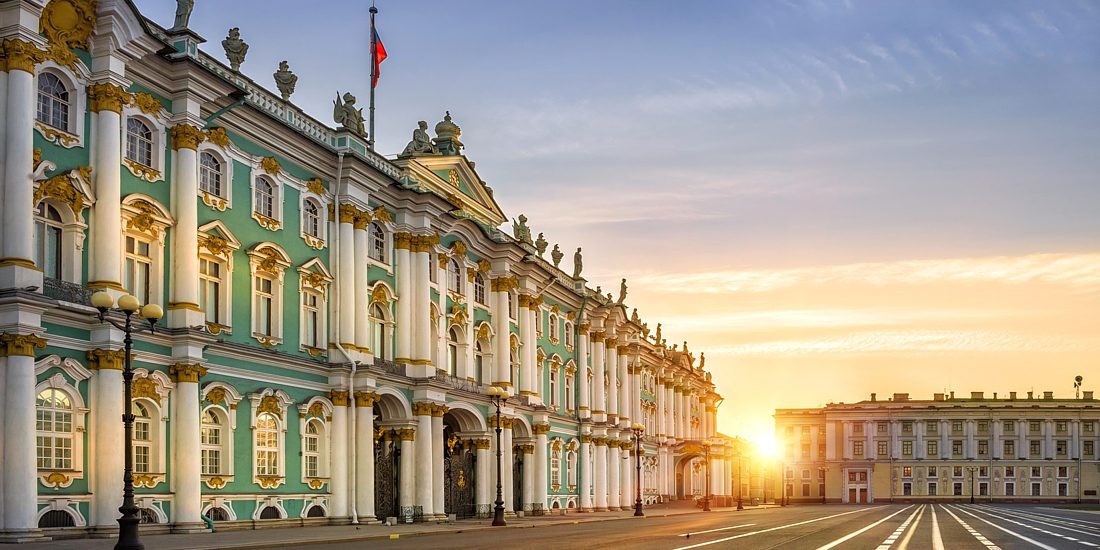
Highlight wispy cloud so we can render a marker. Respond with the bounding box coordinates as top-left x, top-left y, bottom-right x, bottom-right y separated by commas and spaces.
632, 253, 1100, 294
705, 330, 1100, 357
652, 308, 1007, 332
